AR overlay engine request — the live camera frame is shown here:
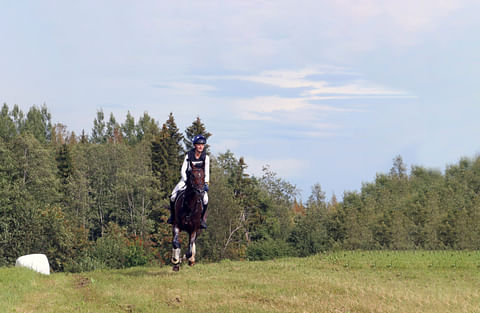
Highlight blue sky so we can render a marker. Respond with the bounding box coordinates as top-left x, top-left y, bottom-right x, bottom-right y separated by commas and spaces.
1, 1, 480, 200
